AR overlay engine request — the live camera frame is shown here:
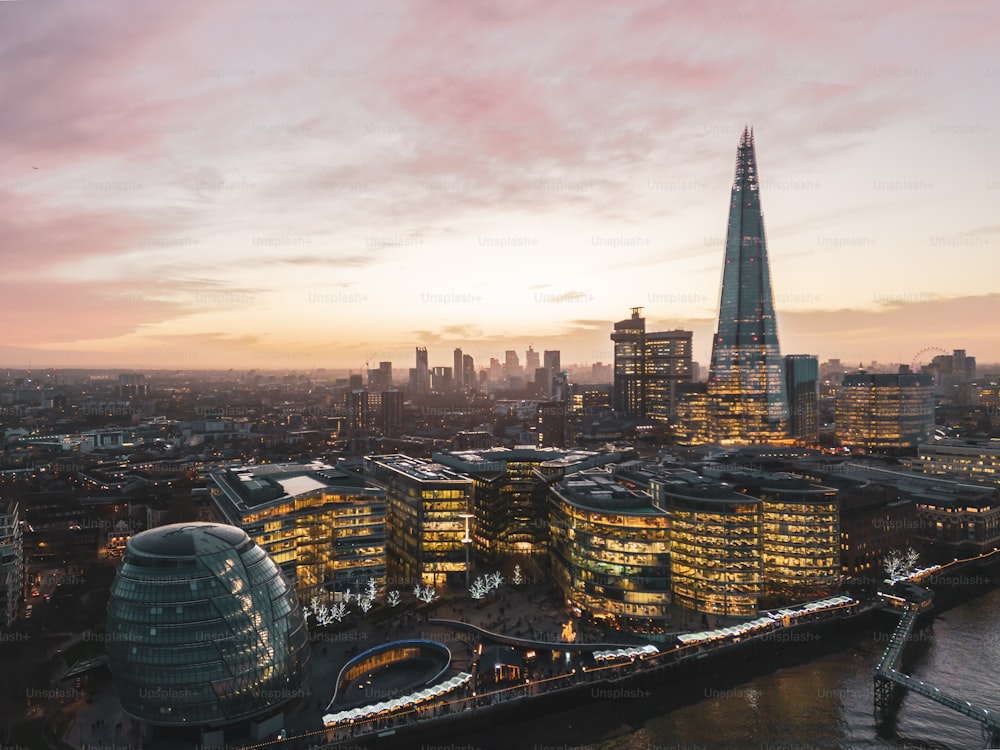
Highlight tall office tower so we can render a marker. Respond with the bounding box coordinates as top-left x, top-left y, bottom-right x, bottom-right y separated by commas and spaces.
611, 308, 692, 421
430, 366, 453, 392
380, 388, 403, 437
462, 354, 475, 391
367, 361, 389, 391
415, 347, 429, 396
348, 373, 363, 391
453, 348, 464, 389
706, 127, 790, 443
611, 308, 646, 416
784, 354, 819, 443
525, 346, 540, 379
504, 350, 520, 379
542, 350, 561, 396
